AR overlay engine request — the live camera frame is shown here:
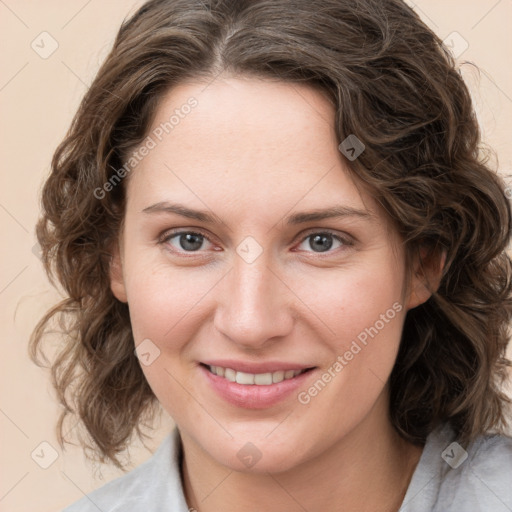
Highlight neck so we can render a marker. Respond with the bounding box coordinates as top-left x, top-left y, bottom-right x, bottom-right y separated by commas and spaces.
179, 391, 424, 512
